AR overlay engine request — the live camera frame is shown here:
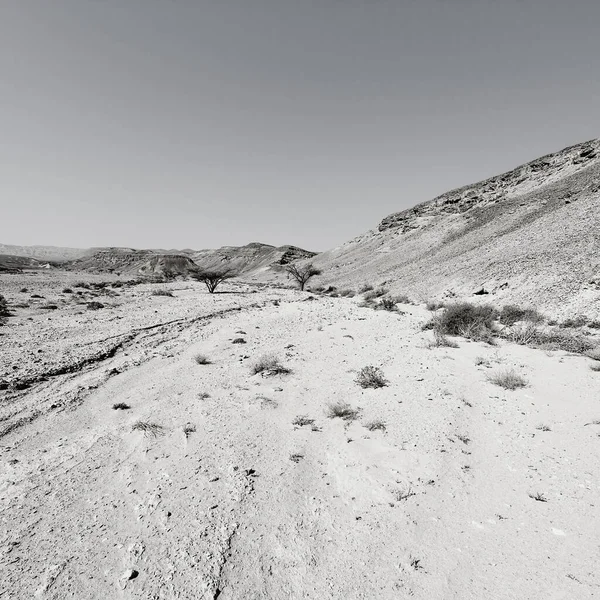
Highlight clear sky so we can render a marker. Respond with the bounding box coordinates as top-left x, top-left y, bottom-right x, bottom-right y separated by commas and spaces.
1, 0, 599, 252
